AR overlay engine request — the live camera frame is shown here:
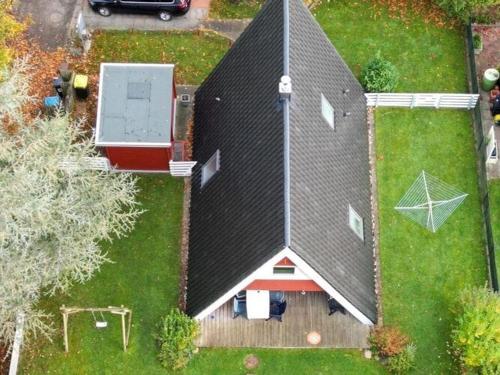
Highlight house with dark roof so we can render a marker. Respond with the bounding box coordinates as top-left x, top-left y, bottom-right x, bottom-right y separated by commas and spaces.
186, 0, 377, 347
